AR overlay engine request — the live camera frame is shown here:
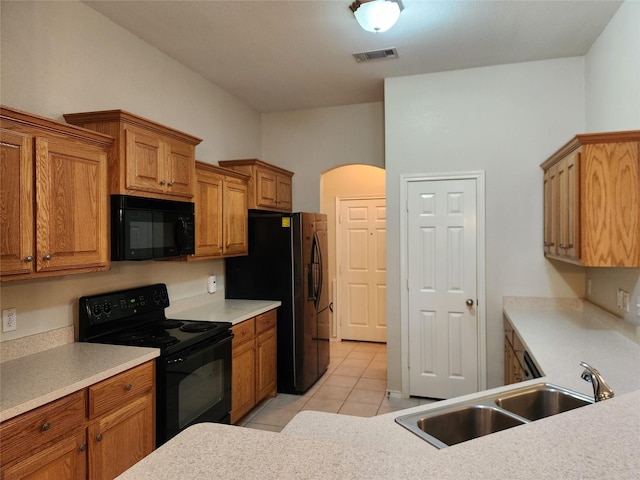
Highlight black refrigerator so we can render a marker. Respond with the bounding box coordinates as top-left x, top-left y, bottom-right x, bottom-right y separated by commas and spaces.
226, 211, 330, 394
